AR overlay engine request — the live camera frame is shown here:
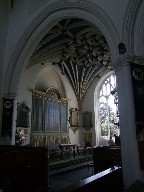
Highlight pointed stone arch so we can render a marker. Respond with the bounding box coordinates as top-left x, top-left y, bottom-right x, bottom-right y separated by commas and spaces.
3, 0, 120, 98
122, 0, 144, 55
